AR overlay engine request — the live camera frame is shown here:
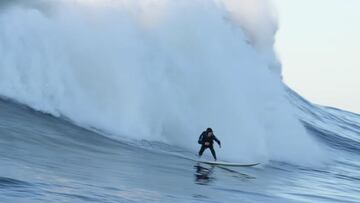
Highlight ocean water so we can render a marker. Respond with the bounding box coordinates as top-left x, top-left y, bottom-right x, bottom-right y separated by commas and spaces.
1, 92, 360, 203
1, 0, 360, 202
